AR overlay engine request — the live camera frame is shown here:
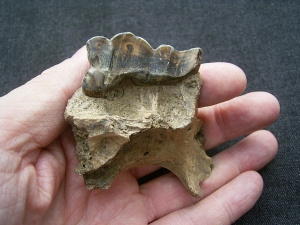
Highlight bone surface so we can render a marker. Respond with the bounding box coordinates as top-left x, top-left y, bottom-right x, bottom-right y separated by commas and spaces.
65, 32, 213, 197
